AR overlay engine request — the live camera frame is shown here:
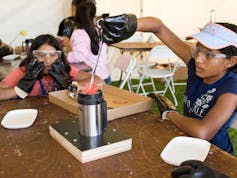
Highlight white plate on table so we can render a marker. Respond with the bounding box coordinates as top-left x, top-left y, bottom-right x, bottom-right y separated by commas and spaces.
160, 136, 210, 166
1, 109, 38, 129
2, 54, 20, 61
